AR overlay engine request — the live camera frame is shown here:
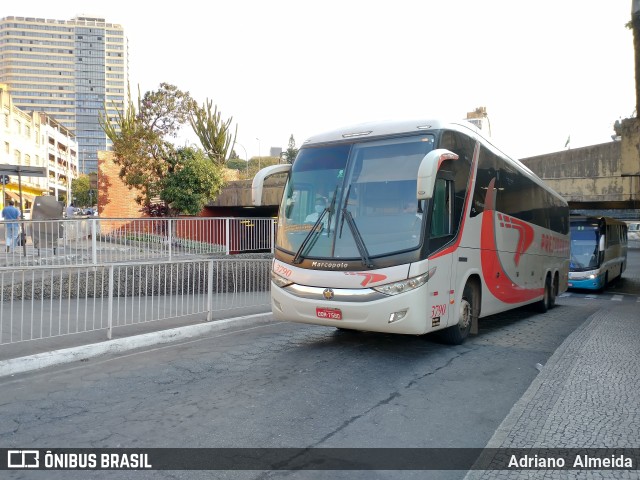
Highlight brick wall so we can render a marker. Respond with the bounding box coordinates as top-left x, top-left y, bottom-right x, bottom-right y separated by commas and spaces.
98, 151, 146, 219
